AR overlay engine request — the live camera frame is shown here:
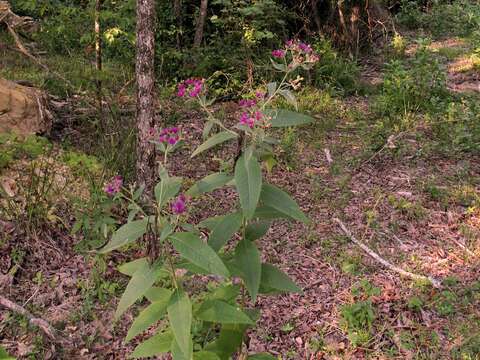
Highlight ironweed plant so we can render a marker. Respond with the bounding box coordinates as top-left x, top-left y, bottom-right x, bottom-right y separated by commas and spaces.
98, 40, 318, 359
